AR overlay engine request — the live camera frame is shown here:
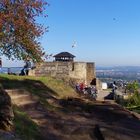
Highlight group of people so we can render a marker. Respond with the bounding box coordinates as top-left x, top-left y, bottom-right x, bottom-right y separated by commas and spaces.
75, 82, 98, 99
7, 60, 33, 76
